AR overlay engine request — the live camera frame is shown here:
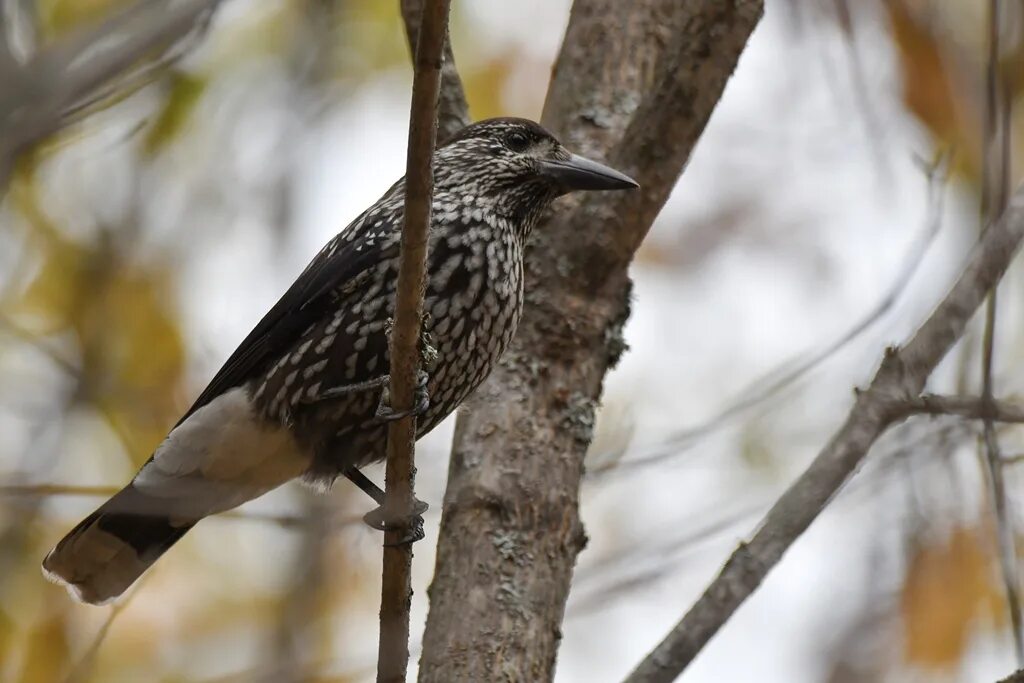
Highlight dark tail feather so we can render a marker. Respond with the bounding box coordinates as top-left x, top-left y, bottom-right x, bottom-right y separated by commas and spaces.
42, 485, 197, 605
